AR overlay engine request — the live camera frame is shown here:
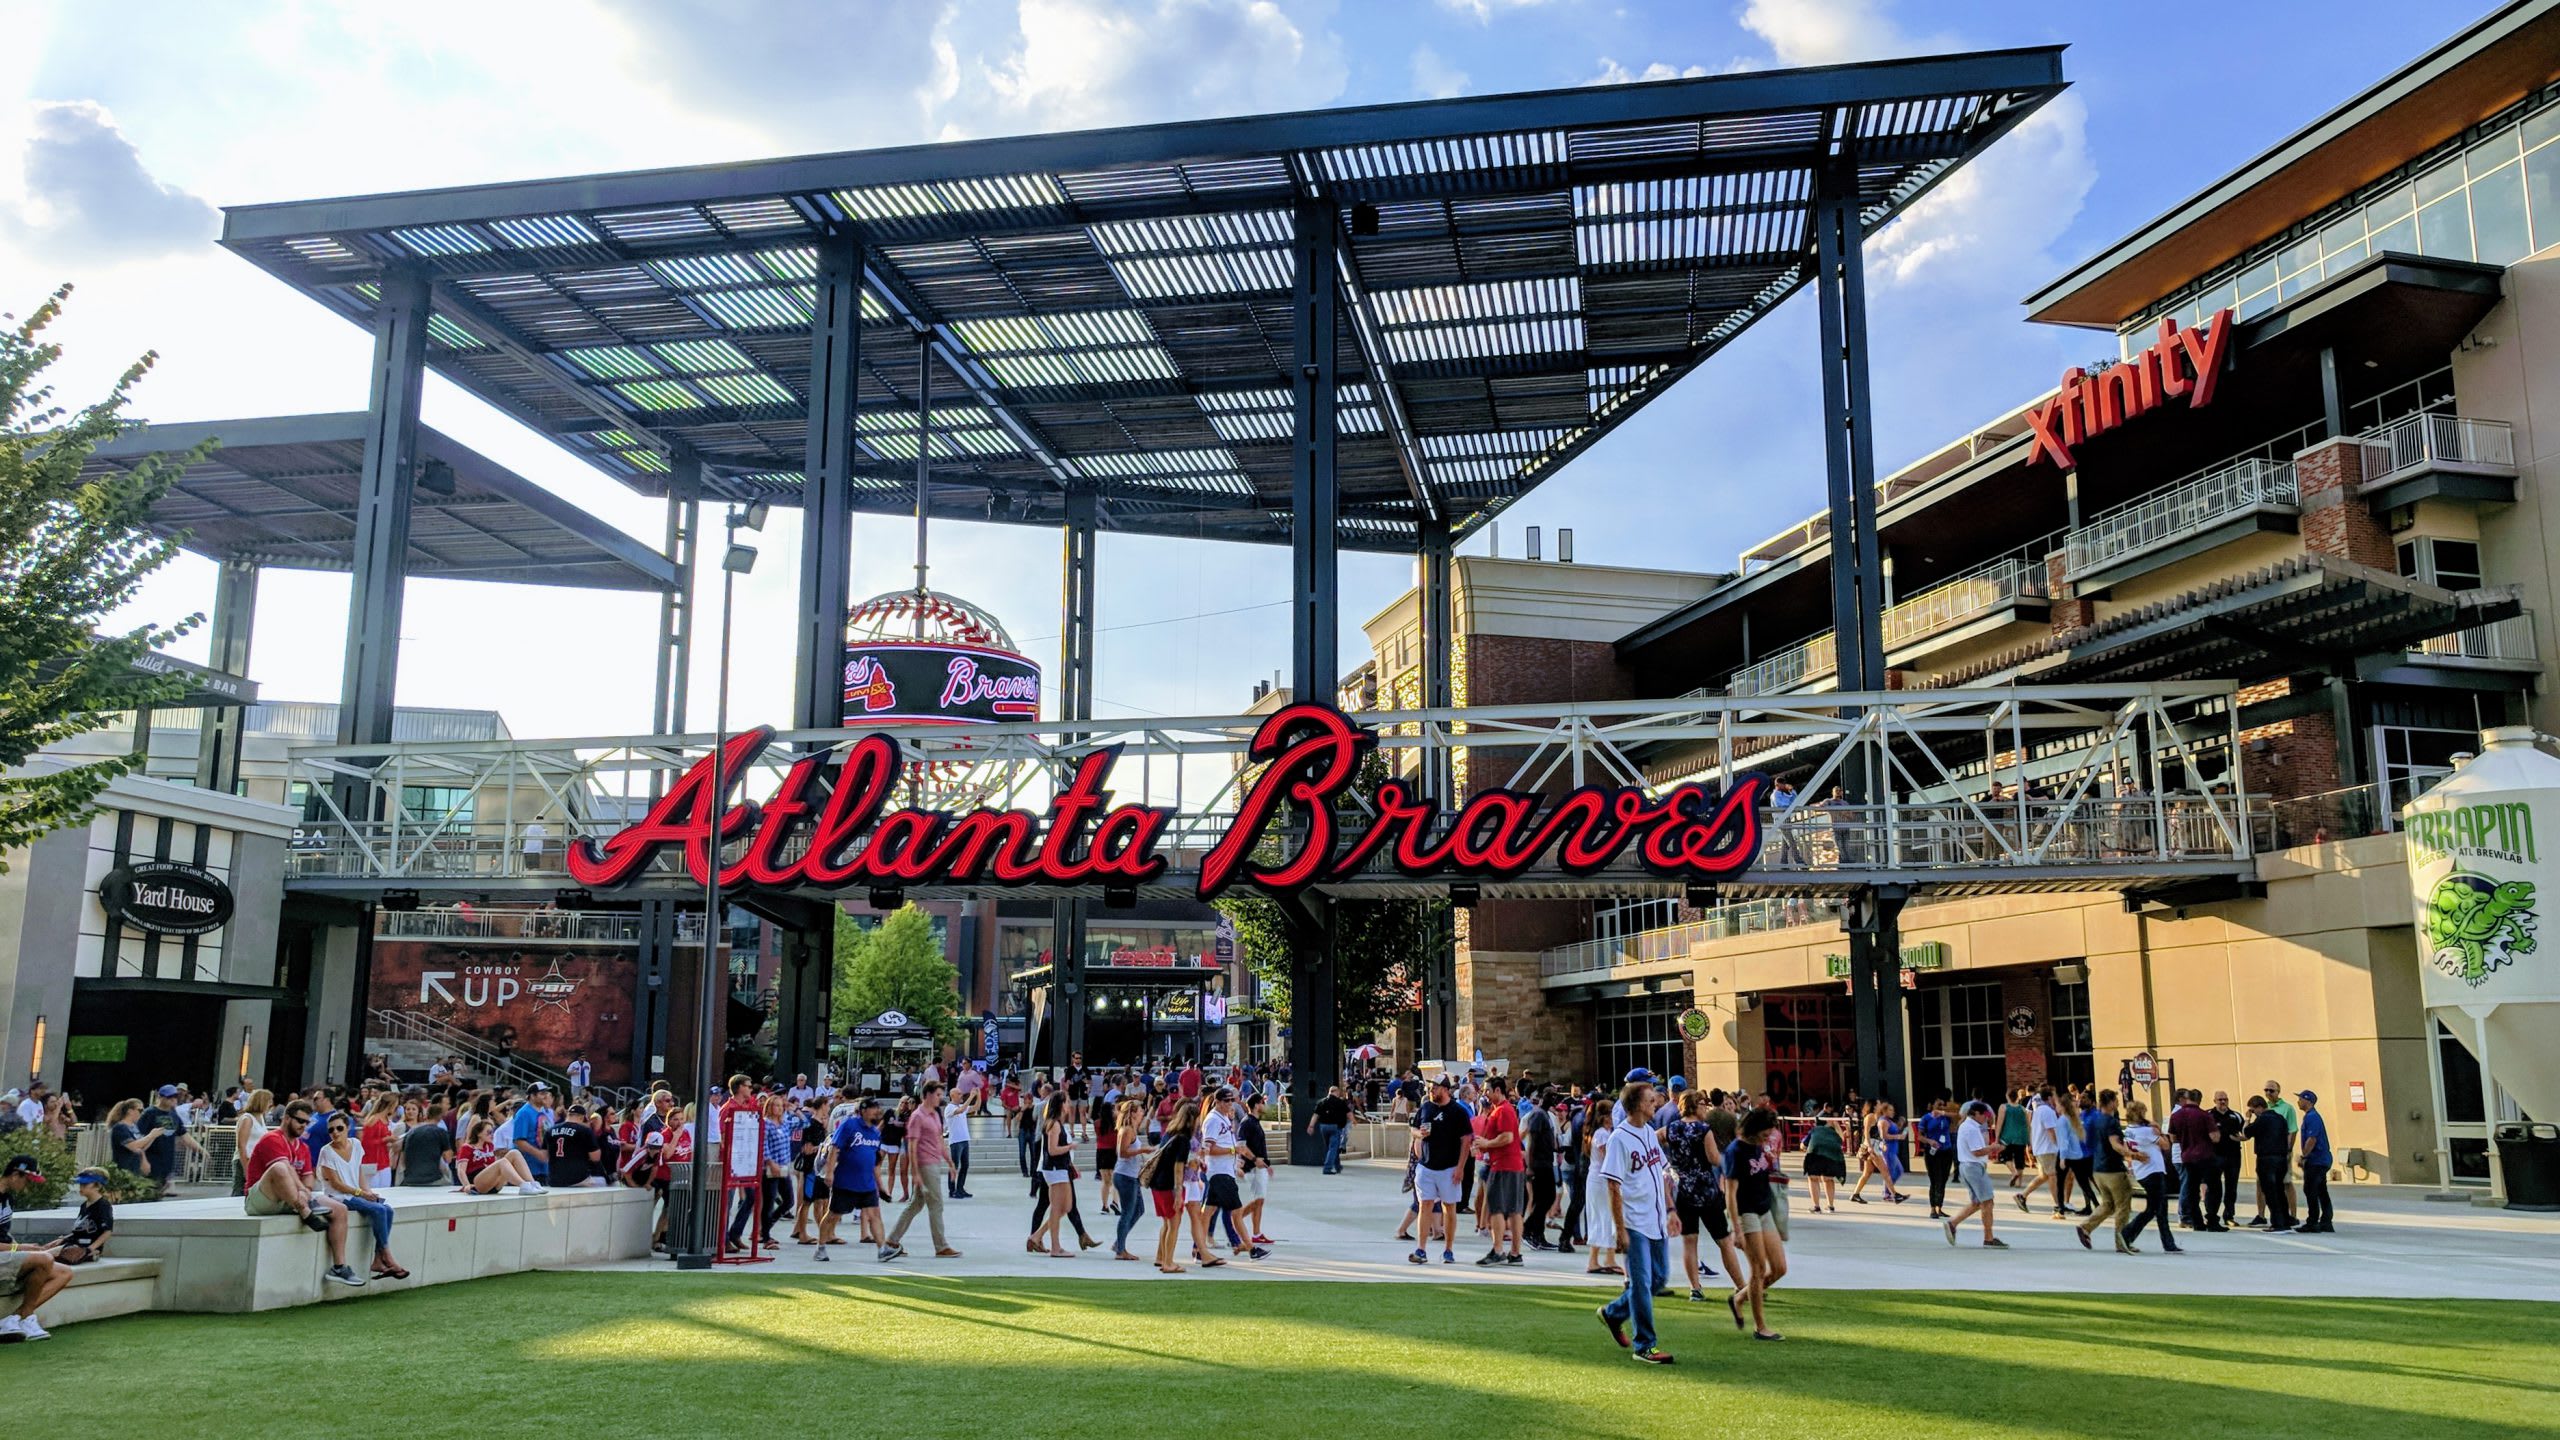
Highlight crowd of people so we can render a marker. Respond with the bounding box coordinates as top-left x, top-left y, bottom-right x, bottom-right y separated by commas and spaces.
0, 1045, 2349, 1349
